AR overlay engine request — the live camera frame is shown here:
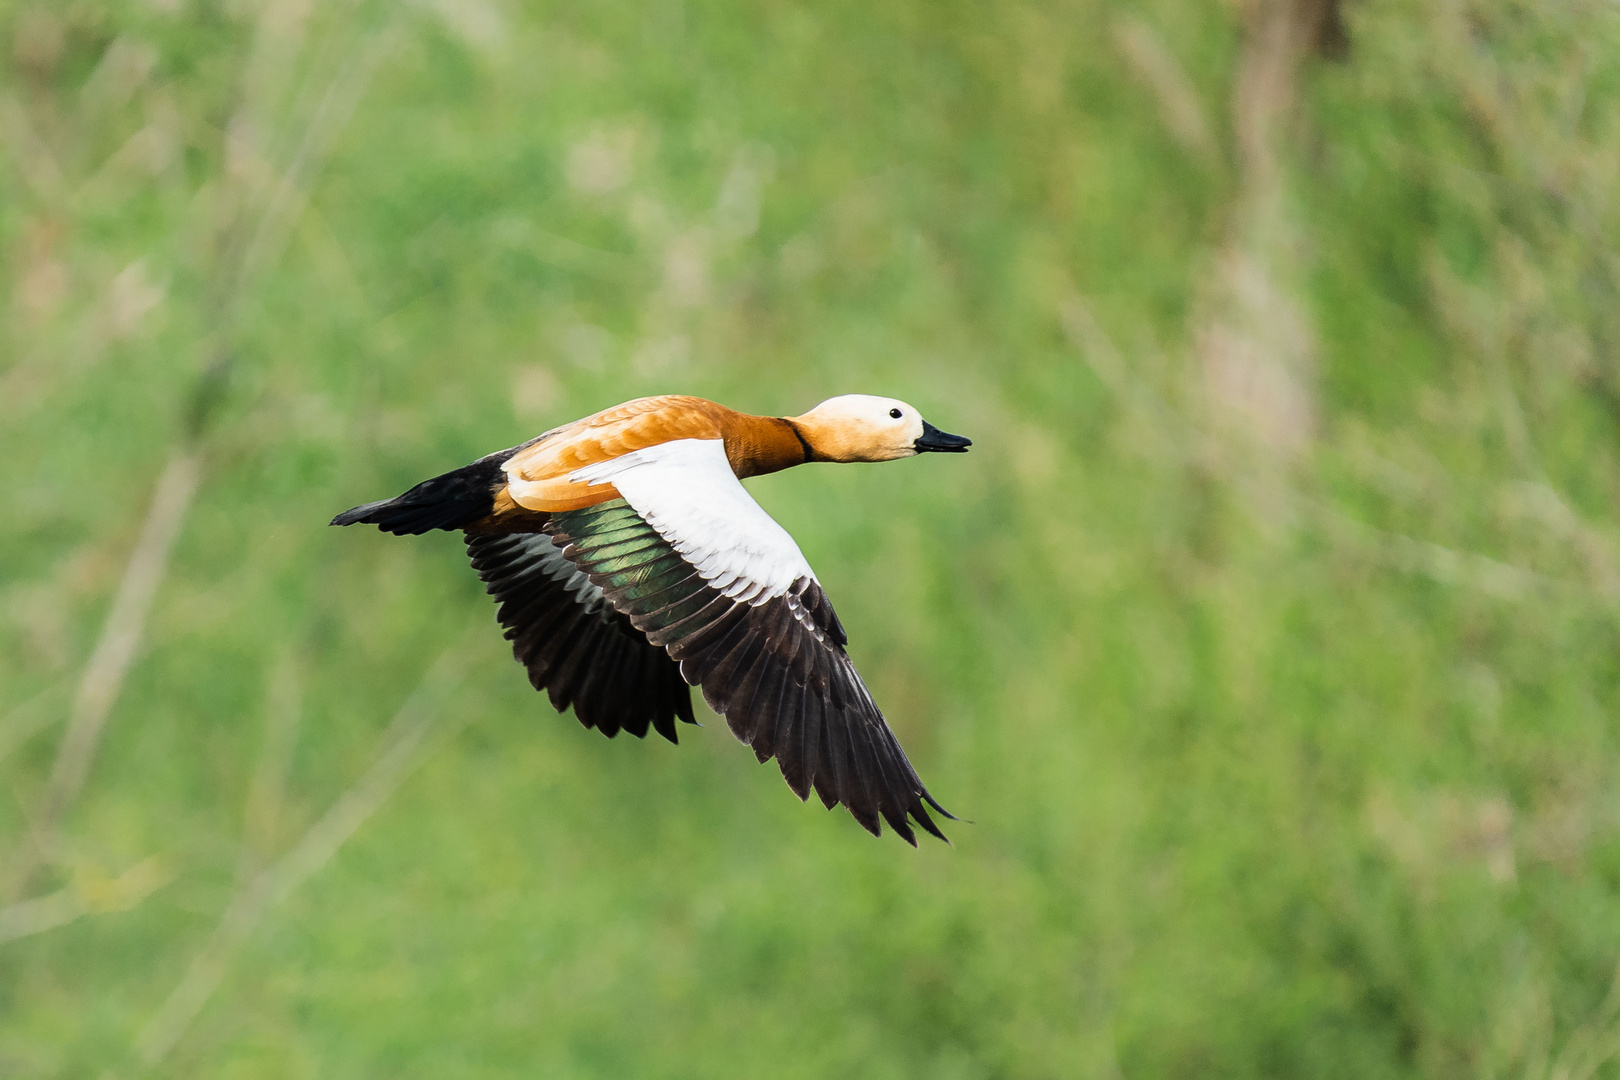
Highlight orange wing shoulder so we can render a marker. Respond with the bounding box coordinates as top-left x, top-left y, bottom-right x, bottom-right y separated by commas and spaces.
504, 396, 730, 512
